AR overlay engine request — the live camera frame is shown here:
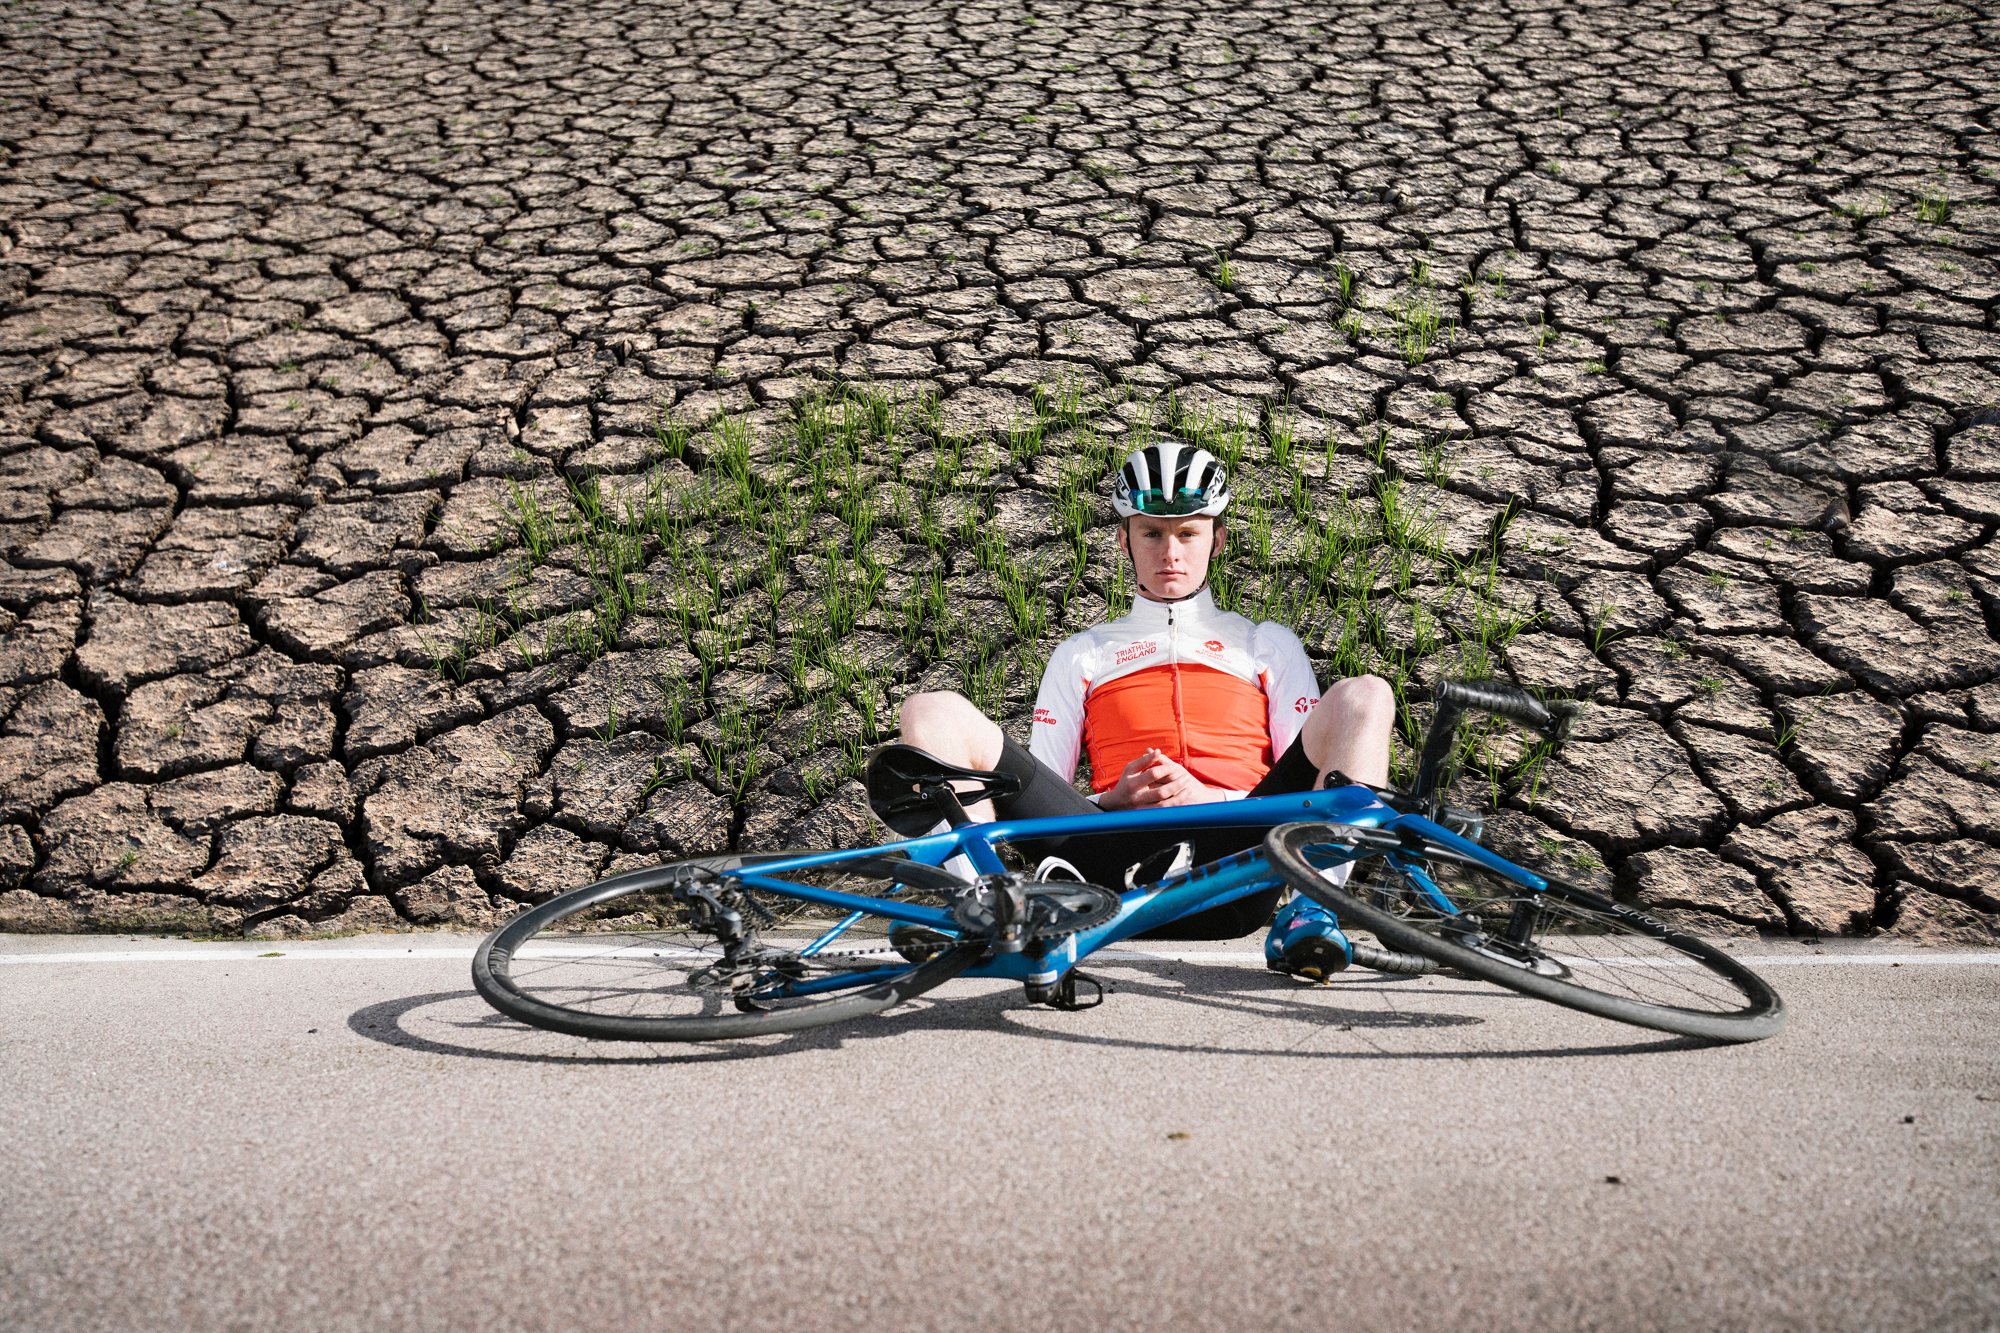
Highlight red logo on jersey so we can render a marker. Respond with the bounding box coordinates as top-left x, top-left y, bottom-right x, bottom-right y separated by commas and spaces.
1034, 707, 1058, 726
1114, 640, 1159, 666
1203, 639, 1225, 654
1295, 696, 1316, 714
